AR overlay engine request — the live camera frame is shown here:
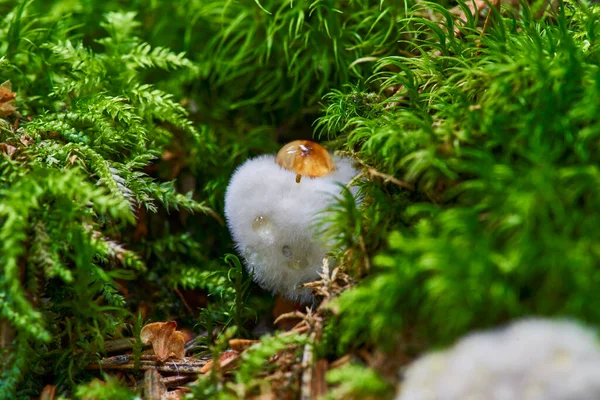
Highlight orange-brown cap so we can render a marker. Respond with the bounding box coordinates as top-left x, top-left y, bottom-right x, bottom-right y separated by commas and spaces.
275, 140, 335, 182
